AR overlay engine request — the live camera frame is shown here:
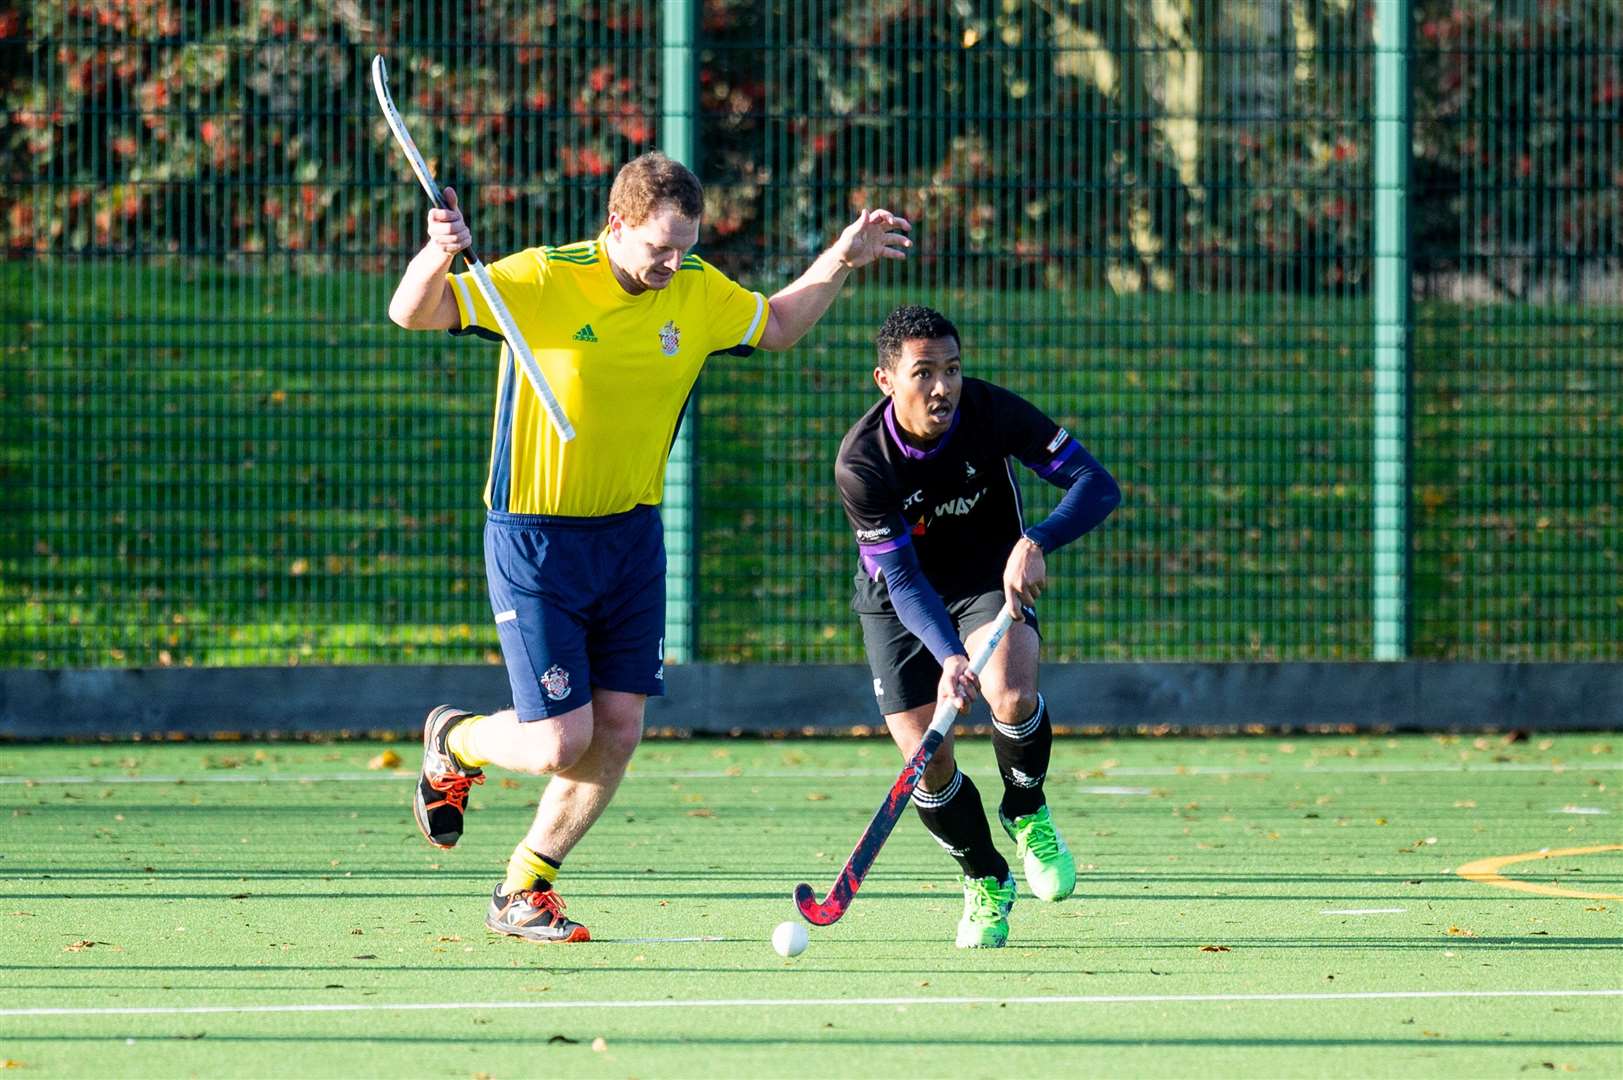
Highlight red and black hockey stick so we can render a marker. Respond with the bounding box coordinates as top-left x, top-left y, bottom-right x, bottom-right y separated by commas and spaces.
794, 607, 1016, 925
